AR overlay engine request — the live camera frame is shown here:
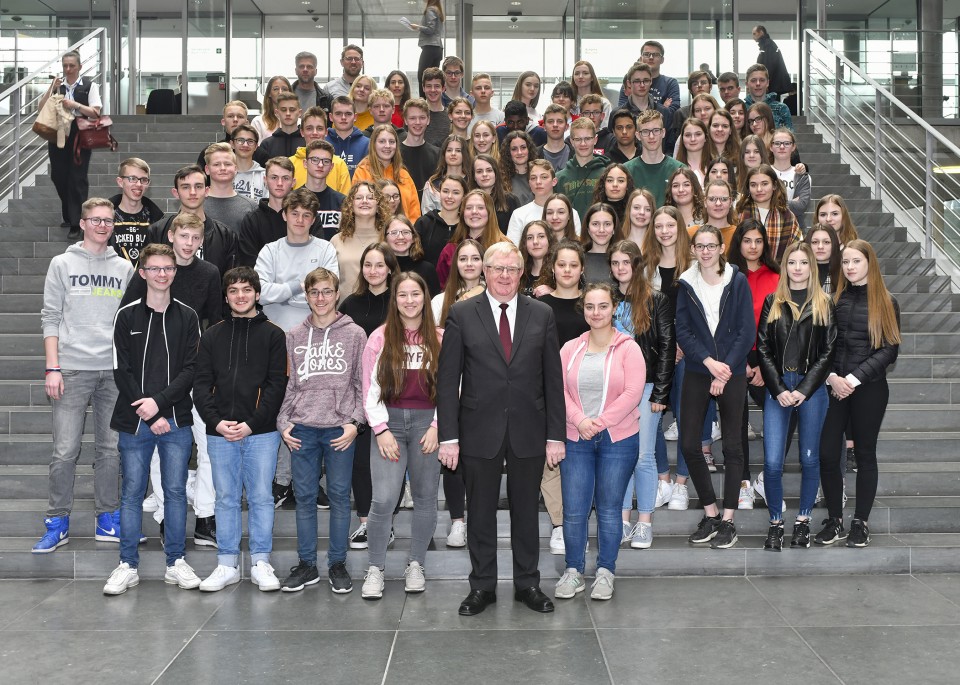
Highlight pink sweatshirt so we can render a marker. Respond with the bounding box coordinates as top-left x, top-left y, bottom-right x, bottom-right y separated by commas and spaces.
559, 329, 647, 443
